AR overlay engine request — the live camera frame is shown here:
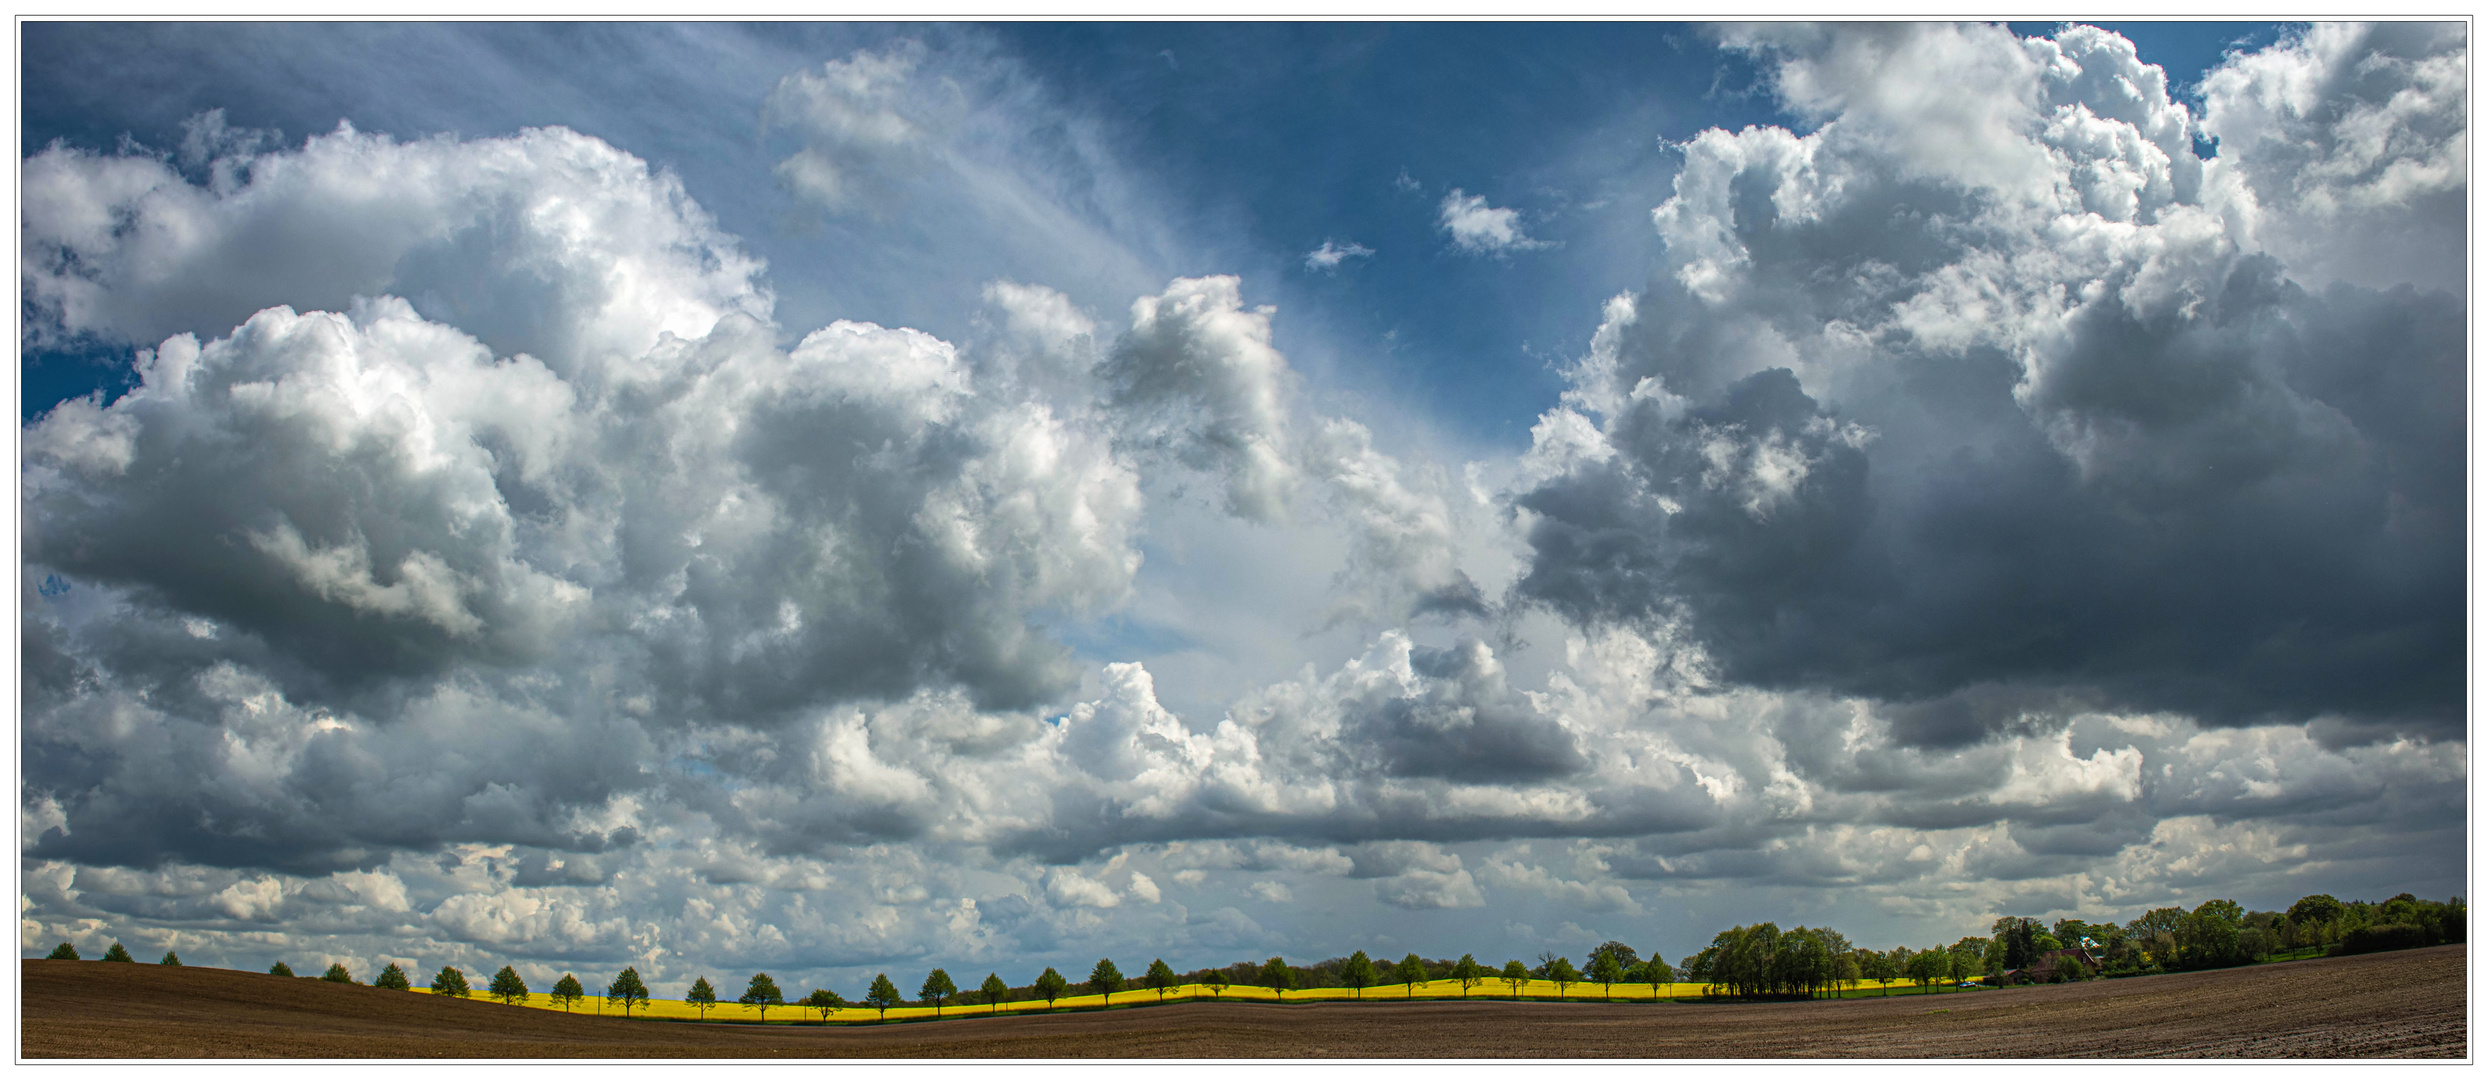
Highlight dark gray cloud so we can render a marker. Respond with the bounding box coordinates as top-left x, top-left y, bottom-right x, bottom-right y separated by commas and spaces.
1512, 24, 2464, 746
1340, 640, 1583, 784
